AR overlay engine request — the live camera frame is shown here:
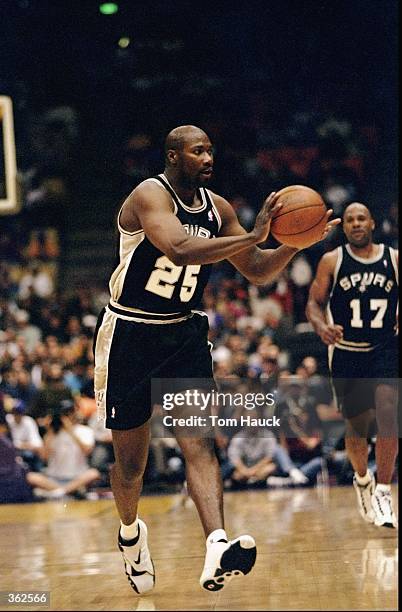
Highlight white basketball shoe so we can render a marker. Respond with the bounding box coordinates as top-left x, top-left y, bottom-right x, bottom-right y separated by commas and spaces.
353, 471, 375, 523
371, 487, 398, 529
200, 535, 257, 592
118, 519, 155, 594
